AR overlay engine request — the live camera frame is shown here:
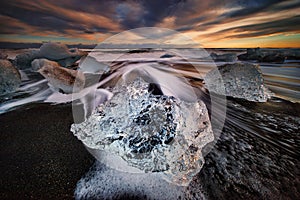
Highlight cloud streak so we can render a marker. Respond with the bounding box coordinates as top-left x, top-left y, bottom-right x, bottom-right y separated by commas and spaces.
0, 0, 299, 47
